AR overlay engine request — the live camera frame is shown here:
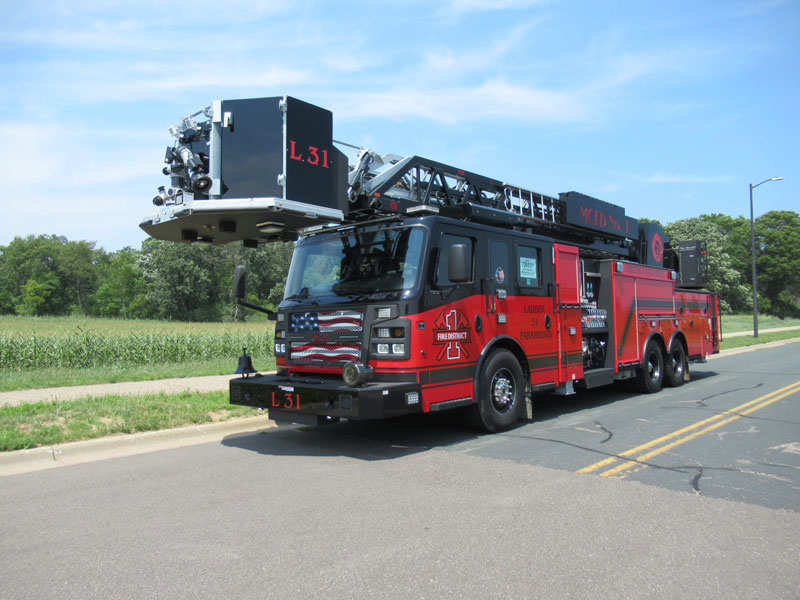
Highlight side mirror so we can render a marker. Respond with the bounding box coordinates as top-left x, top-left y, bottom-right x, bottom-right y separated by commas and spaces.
232, 265, 277, 319
448, 243, 470, 284
233, 265, 246, 300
